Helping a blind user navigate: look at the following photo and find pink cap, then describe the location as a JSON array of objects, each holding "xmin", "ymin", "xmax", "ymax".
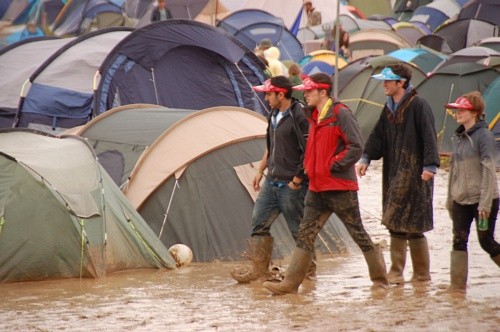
[
  {"xmin": 252, "ymin": 79, "xmax": 288, "ymax": 93},
  {"xmin": 445, "ymin": 96, "xmax": 474, "ymax": 110},
  {"xmin": 292, "ymin": 77, "xmax": 331, "ymax": 91}
]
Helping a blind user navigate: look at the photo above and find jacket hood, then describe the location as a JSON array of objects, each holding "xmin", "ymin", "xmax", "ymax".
[
  {"xmin": 264, "ymin": 46, "xmax": 281, "ymax": 60},
  {"xmin": 455, "ymin": 119, "xmax": 488, "ymax": 136}
]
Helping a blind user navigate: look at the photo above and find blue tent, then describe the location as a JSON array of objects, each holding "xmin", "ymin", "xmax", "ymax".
[
  {"xmin": 94, "ymin": 20, "xmax": 268, "ymax": 116},
  {"xmin": 410, "ymin": 5, "xmax": 452, "ymax": 31},
  {"xmin": 51, "ymin": 0, "xmax": 124, "ymax": 36},
  {"xmin": 217, "ymin": 9, "xmax": 304, "ymax": 62},
  {"xmin": 383, "ymin": 48, "xmax": 446, "ymax": 73},
  {"xmin": 301, "ymin": 60, "xmax": 334, "ymax": 76}
]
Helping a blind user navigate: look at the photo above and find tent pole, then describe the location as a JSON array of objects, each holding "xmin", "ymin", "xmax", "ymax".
[
  {"xmin": 151, "ymin": 68, "xmax": 160, "ymax": 105},
  {"xmin": 440, "ymin": 83, "xmax": 455, "ymax": 151},
  {"xmin": 159, "ymin": 180, "xmax": 180, "ymax": 238},
  {"xmin": 333, "ymin": 0, "xmax": 340, "ymax": 100}
]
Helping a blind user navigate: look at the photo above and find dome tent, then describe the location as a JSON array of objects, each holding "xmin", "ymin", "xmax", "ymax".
[
  {"xmin": 0, "ymin": 129, "xmax": 175, "ymax": 283},
  {"xmin": 94, "ymin": 20, "xmax": 268, "ymax": 116}
]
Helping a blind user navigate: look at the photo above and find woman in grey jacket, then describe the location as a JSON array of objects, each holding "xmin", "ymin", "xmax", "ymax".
[{"xmin": 443, "ymin": 91, "xmax": 500, "ymax": 294}]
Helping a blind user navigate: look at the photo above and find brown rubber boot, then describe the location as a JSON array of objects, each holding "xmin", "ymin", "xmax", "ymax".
[
  {"xmin": 230, "ymin": 236, "xmax": 273, "ymax": 283},
  {"xmin": 442, "ymin": 250, "xmax": 468, "ymax": 294},
  {"xmin": 387, "ymin": 236, "xmax": 407, "ymax": 284},
  {"xmin": 305, "ymin": 251, "xmax": 317, "ymax": 281},
  {"xmin": 492, "ymin": 254, "xmax": 500, "ymax": 267},
  {"xmin": 363, "ymin": 248, "xmax": 390, "ymax": 290},
  {"xmin": 409, "ymin": 237, "xmax": 431, "ymax": 282},
  {"xmin": 263, "ymin": 247, "xmax": 313, "ymax": 295}
]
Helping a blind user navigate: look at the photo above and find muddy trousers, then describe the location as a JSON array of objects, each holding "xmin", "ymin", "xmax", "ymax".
[
  {"xmin": 297, "ymin": 190, "xmax": 376, "ymax": 254},
  {"xmin": 451, "ymin": 198, "xmax": 500, "ymax": 260}
]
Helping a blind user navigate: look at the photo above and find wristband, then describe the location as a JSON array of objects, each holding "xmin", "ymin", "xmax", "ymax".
[{"xmin": 257, "ymin": 169, "xmax": 264, "ymax": 175}]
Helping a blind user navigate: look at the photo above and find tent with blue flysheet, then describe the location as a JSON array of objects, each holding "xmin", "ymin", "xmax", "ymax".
[
  {"xmin": 410, "ymin": 0, "xmax": 461, "ymax": 31},
  {"xmin": 94, "ymin": 20, "xmax": 268, "ymax": 116},
  {"xmin": 51, "ymin": 0, "xmax": 129, "ymax": 36},
  {"xmin": 0, "ymin": 129, "xmax": 175, "ymax": 283},
  {"xmin": 14, "ymin": 27, "xmax": 132, "ymax": 134},
  {"xmin": 0, "ymin": 36, "xmax": 70, "ymax": 128},
  {"xmin": 217, "ymin": 9, "xmax": 304, "ymax": 62}
]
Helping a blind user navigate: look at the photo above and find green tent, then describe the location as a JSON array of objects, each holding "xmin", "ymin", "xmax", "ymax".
[
  {"xmin": 338, "ymin": 56, "xmax": 427, "ymax": 140},
  {"xmin": 0, "ymin": 129, "xmax": 175, "ymax": 283},
  {"xmin": 482, "ymin": 76, "xmax": 500, "ymax": 125},
  {"xmin": 416, "ymin": 62, "xmax": 499, "ymax": 153},
  {"xmin": 69, "ymin": 104, "xmax": 196, "ymax": 187}
]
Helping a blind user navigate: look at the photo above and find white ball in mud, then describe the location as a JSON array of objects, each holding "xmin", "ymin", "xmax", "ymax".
[{"xmin": 169, "ymin": 244, "xmax": 193, "ymax": 267}]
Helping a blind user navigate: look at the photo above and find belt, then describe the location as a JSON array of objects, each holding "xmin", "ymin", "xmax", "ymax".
[{"xmin": 267, "ymin": 179, "xmax": 288, "ymax": 188}]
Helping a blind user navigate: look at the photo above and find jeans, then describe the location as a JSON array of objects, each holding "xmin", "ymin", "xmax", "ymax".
[
  {"xmin": 296, "ymin": 190, "xmax": 375, "ymax": 253},
  {"xmin": 251, "ymin": 179, "xmax": 308, "ymax": 239},
  {"xmin": 451, "ymin": 198, "xmax": 500, "ymax": 257}
]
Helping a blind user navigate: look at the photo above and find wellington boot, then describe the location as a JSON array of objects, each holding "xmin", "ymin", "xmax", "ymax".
[
  {"xmin": 363, "ymin": 248, "xmax": 389, "ymax": 290},
  {"xmin": 387, "ymin": 236, "xmax": 407, "ymax": 284},
  {"xmin": 492, "ymin": 254, "xmax": 500, "ymax": 267},
  {"xmin": 230, "ymin": 236, "xmax": 273, "ymax": 283},
  {"xmin": 409, "ymin": 237, "xmax": 431, "ymax": 282},
  {"xmin": 305, "ymin": 251, "xmax": 317, "ymax": 281},
  {"xmin": 263, "ymin": 247, "xmax": 312, "ymax": 295},
  {"xmin": 440, "ymin": 251, "xmax": 467, "ymax": 294}
]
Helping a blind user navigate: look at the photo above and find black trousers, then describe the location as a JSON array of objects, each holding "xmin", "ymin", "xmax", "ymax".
[{"xmin": 451, "ymin": 198, "xmax": 500, "ymax": 257}]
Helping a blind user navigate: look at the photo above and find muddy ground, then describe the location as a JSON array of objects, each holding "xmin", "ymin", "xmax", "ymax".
[{"xmin": 0, "ymin": 161, "xmax": 498, "ymax": 331}]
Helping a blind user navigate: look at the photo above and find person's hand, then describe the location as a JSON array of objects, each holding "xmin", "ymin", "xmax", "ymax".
[
  {"xmin": 253, "ymin": 173, "xmax": 263, "ymax": 191},
  {"xmin": 421, "ymin": 170, "xmax": 434, "ymax": 181},
  {"xmin": 478, "ymin": 210, "xmax": 490, "ymax": 220},
  {"xmin": 356, "ymin": 163, "xmax": 368, "ymax": 178},
  {"xmin": 288, "ymin": 181, "xmax": 301, "ymax": 191}
]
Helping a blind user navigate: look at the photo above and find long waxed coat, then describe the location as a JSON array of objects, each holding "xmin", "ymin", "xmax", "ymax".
[{"xmin": 364, "ymin": 89, "xmax": 440, "ymax": 233}]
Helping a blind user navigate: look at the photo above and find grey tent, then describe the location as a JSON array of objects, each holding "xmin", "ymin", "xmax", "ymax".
[
  {"xmin": 348, "ymin": 29, "xmax": 412, "ymax": 61},
  {"xmin": 70, "ymin": 103, "xmax": 197, "ymax": 186},
  {"xmin": 458, "ymin": 0, "xmax": 500, "ymax": 26},
  {"xmin": 432, "ymin": 46, "xmax": 500, "ymax": 73},
  {"xmin": 123, "ymin": 107, "xmax": 352, "ymax": 262},
  {"xmin": 476, "ymin": 37, "xmax": 500, "ymax": 52},
  {"xmin": 433, "ymin": 19, "xmax": 499, "ymax": 53},
  {"xmin": 0, "ymin": 129, "xmax": 175, "ymax": 283},
  {"xmin": 416, "ymin": 62, "xmax": 499, "ymax": 153}
]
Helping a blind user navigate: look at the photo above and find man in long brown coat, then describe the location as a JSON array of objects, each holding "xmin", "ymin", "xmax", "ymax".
[{"xmin": 356, "ymin": 63, "xmax": 440, "ymax": 285}]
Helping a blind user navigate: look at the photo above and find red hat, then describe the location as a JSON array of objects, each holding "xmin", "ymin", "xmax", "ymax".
[
  {"xmin": 292, "ymin": 77, "xmax": 331, "ymax": 91},
  {"xmin": 445, "ymin": 96, "xmax": 474, "ymax": 111},
  {"xmin": 252, "ymin": 79, "xmax": 288, "ymax": 93}
]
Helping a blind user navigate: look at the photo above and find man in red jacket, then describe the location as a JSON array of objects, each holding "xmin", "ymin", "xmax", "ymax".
[{"xmin": 263, "ymin": 73, "xmax": 389, "ymax": 295}]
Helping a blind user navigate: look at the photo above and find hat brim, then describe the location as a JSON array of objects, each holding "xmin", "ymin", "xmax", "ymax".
[
  {"xmin": 445, "ymin": 102, "xmax": 474, "ymax": 110},
  {"xmin": 371, "ymin": 73, "xmax": 405, "ymax": 80},
  {"xmin": 292, "ymin": 84, "xmax": 311, "ymax": 91},
  {"xmin": 252, "ymin": 85, "xmax": 267, "ymax": 92}
]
